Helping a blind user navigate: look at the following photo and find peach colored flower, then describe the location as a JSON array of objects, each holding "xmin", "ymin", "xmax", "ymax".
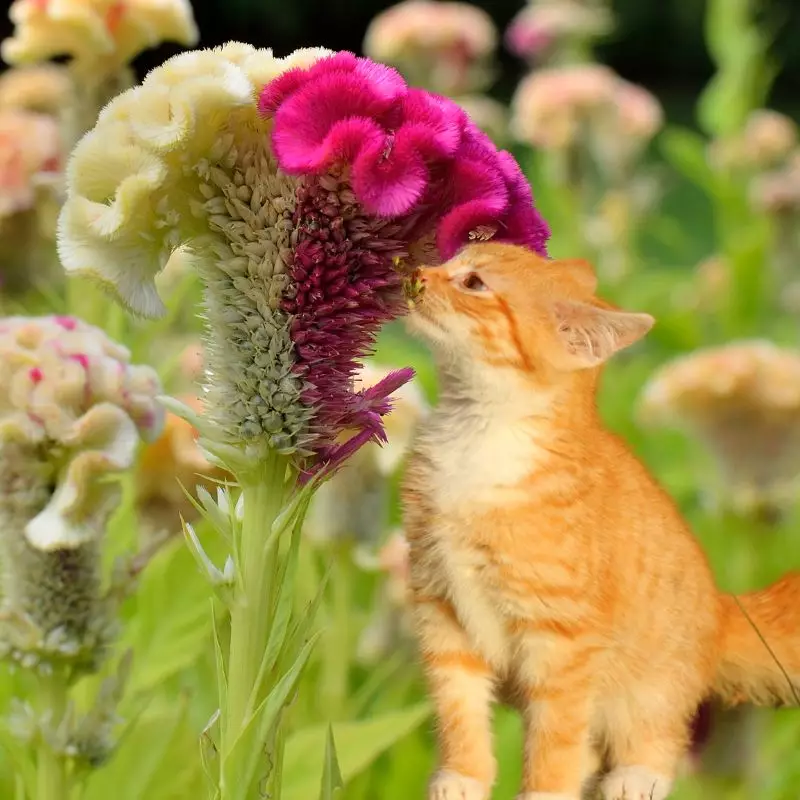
[
  {"xmin": 511, "ymin": 64, "xmax": 662, "ymax": 173},
  {"xmin": 1, "ymin": 0, "xmax": 198, "ymax": 74},
  {"xmin": 750, "ymin": 152, "xmax": 800, "ymax": 215},
  {"xmin": 136, "ymin": 394, "xmax": 231, "ymax": 532},
  {"xmin": 709, "ymin": 110, "xmax": 797, "ymax": 174},
  {"xmin": 363, "ymin": 0, "xmax": 498, "ymax": 95},
  {"xmin": 454, "ymin": 94, "xmax": 509, "ymax": 144},
  {"xmin": 0, "ymin": 107, "xmax": 61, "ymax": 219},
  {"xmin": 639, "ymin": 341, "xmax": 800, "ymax": 513}
]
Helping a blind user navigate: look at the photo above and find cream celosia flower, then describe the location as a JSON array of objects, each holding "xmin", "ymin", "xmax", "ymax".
[
  {"xmin": 638, "ymin": 341, "xmax": 800, "ymax": 512},
  {"xmin": 57, "ymin": 44, "xmax": 330, "ymax": 459},
  {"xmin": 304, "ymin": 362, "xmax": 428, "ymax": 542},
  {"xmin": 0, "ymin": 107, "xmax": 61, "ymax": 219},
  {"xmin": 2, "ymin": 0, "xmax": 198, "ymax": 74},
  {"xmin": 0, "ymin": 315, "xmax": 162, "ymax": 668},
  {"xmin": 0, "ymin": 64, "xmax": 73, "ymax": 115},
  {"xmin": 363, "ymin": 0, "xmax": 498, "ymax": 95}
]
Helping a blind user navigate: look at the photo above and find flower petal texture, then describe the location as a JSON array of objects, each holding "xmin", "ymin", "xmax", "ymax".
[
  {"xmin": 0, "ymin": 315, "xmax": 163, "ymax": 550},
  {"xmin": 58, "ymin": 44, "xmax": 549, "ymax": 472}
]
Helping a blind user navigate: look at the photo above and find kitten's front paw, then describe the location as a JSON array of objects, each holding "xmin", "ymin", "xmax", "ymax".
[
  {"xmin": 429, "ymin": 770, "xmax": 489, "ymax": 800},
  {"xmin": 600, "ymin": 766, "xmax": 672, "ymax": 800}
]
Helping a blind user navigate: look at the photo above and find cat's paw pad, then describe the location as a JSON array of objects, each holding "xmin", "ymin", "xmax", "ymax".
[
  {"xmin": 428, "ymin": 770, "xmax": 488, "ymax": 800},
  {"xmin": 600, "ymin": 766, "xmax": 672, "ymax": 800}
]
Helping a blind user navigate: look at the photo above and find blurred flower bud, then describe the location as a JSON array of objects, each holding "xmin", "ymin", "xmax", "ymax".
[
  {"xmin": 638, "ymin": 341, "xmax": 800, "ymax": 516},
  {"xmin": 750, "ymin": 152, "xmax": 800, "ymax": 215},
  {"xmin": 356, "ymin": 530, "xmax": 413, "ymax": 664},
  {"xmin": 709, "ymin": 110, "xmax": 797, "ymax": 174},
  {"xmin": 363, "ymin": 0, "xmax": 498, "ymax": 95},
  {"xmin": 505, "ymin": 0, "xmax": 613, "ymax": 64},
  {"xmin": 2, "ymin": 0, "xmax": 198, "ymax": 77},
  {"xmin": 136, "ymin": 394, "xmax": 231, "ymax": 535},
  {"xmin": 304, "ymin": 363, "xmax": 428, "ymax": 544},
  {"xmin": 0, "ymin": 315, "xmax": 163, "ymax": 671},
  {"xmin": 0, "ymin": 64, "xmax": 73, "ymax": 116}
]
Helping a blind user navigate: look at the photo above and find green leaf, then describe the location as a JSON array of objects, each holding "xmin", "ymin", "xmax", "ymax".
[
  {"xmin": 318, "ymin": 726, "xmax": 344, "ymax": 800},
  {"xmin": 83, "ymin": 699, "xmax": 203, "ymax": 800},
  {"xmin": 222, "ymin": 632, "xmax": 321, "ymax": 798},
  {"xmin": 283, "ymin": 703, "xmax": 431, "ymax": 800}
]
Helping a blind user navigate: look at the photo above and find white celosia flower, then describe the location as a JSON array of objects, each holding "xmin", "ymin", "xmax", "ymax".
[
  {"xmin": 1, "ymin": 0, "xmax": 199, "ymax": 74},
  {"xmin": 57, "ymin": 44, "xmax": 330, "ymax": 460},
  {"xmin": 0, "ymin": 315, "xmax": 162, "ymax": 668}
]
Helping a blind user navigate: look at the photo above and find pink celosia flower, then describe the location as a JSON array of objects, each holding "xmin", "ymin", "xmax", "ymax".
[
  {"xmin": 259, "ymin": 51, "xmax": 549, "ymax": 470},
  {"xmin": 505, "ymin": 0, "xmax": 612, "ymax": 63},
  {"xmin": 59, "ymin": 46, "xmax": 549, "ymax": 478},
  {"xmin": 511, "ymin": 63, "xmax": 662, "ymax": 174},
  {"xmin": 0, "ymin": 107, "xmax": 61, "ymax": 219},
  {"xmin": 362, "ymin": 0, "xmax": 497, "ymax": 95}
]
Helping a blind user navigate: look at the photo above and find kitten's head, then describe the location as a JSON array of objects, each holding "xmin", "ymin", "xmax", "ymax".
[{"xmin": 407, "ymin": 243, "xmax": 654, "ymax": 374}]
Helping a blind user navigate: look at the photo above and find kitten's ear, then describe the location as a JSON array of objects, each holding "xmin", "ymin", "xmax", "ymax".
[{"xmin": 552, "ymin": 300, "xmax": 654, "ymax": 368}]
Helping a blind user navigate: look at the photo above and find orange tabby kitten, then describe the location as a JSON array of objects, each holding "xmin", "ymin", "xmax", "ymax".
[{"xmin": 402, "ymin": 242, "xmax": 800, "ymax": 800}]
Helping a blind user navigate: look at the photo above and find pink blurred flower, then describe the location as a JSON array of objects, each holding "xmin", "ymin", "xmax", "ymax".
[
  {"xmin": 0, "ymin": 107, "xmax": 61, "ymax": 220},
  {"xmin": 511, "ymin": 64, "xmax": 662, "ymax": 173},
  {"xmin": 363, "ymin": 0, "xmax": 497, "ymax": 95},
  {"xmin": 505, "ymin": 0, "xmax": 612, "ymax": 63}
]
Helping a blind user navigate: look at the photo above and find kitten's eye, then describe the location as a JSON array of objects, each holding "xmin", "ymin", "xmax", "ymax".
[{"xmin": 458, "ymin": 272, "xmax": 489, "ymax": 293}]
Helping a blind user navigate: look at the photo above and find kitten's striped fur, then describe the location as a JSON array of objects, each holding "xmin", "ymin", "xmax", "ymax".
[{"xmin": 402, "ymin": 243, "xmax": 800, "ymax": 800}]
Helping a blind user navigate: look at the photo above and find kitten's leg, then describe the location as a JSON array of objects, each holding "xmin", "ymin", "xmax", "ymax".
[
  {"xmin": 412, "ymin": 595, "xmax": 496, "ymax": 800},
  {"xmin": 600, "ymin": 702, "xmax": 689, "ymax": 800},
  {"xmin": 515, "ymin": 640, "xmax": 597, "ymax": 800}
]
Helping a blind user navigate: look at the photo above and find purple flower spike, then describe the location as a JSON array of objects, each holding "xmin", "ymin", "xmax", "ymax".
[{"xmin": 259, "ymin": 51, "xmax": 550, "ymax": 473}]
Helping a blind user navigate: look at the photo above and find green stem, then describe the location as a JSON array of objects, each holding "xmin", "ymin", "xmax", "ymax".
[
  {"xmin": 36, "ymin": 671, "xmax": 70, "ymax": 800},
  {"xmin": 220, "ymin": 453, "xmax": 288, "ymax": 800}
]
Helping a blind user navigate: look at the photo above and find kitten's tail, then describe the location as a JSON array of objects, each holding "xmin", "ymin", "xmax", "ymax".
[{"xmin": 714, "ymin": 573, "xmax": 800, "ymax": 706}]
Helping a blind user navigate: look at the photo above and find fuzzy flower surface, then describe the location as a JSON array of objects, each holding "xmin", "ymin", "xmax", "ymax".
[
  {"xmin": 363, "ymin": 0, "xmax": 497, "ymax": 95},
  {"xmin": 0, "ymin": 315, "xmax": 162, "ymax": 668},
  {"xmin": 1, "ymin": 0, "xmax": 198, "ymax": 73},
  {"xmin": 58, "ymin": 44, "xmax": 549, "ymax": 472},
  {"xmin": 638, "ymin": 341, "xmax": 800, "ymax": 511}
]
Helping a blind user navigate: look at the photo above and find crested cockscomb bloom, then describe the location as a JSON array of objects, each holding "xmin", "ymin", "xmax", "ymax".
[
  {"xmin": 505, "ymin": 0, "xmax": 613, "ymax": 64},
  {"xmin": 1, "ymin": 0, "xmax": 198, "ymax": 75},
  {"xmin": 363, "ymin": 0, "xmax": 498, "ymax": 96},
  {"xmin": 58, "ymin": 44, "xmax": 549, "ymax": 474},
  {"xmin": 0, "ymin": 315, "xmax": 162, "ymax": 668},
  {"xmin": 638, "ymin": 341, "xmax": 800, "ymax": 514}
]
